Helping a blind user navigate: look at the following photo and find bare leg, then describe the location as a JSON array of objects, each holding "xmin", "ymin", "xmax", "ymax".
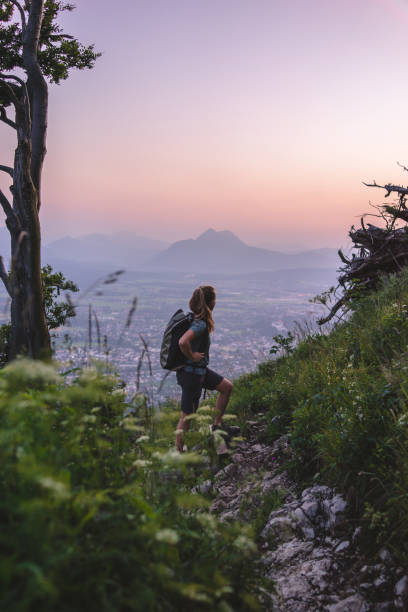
[
  {"xmin": 214, "ymin": 378, "xmax": 233, "ymax": 426},
  {"xmin": 176, "ymin": 411, "xmax": 190, "ymax": 452}
]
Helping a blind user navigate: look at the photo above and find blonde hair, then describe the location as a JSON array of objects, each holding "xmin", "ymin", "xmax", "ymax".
[{"xmin": 189, "ymin": 285, "xmax": 215, "ymax": 333}]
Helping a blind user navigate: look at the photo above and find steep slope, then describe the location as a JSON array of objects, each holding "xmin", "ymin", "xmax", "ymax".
[{"xmin": 229, "ymin": 268, "xmax": 408, "ymax": 572}]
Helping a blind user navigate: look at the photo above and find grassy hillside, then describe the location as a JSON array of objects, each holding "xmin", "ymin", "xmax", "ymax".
[
  {"xmin": 230, "ymin": 269, "xmax": 408, "ymax": 564},
  {"xmin": 3, "ymin": 268, "xmax": 408, "ymax": 609}
]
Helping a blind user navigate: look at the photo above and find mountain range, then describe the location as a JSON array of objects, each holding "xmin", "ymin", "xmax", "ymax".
[
  {"xmin": 147, "ymin": 228, "xmax": 339, "ymax": 273},
  {"xmin": 0, "ymin": 227, "xmax": 340, "ymax": 285}
]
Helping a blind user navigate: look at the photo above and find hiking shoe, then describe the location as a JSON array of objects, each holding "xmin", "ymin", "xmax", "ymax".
[
  {"xmin": 219, "ymin": 422, "xmax": 241, "ymax": 438},
  {"xmin": 210, "ymin": 423, "xmax": 240, "ymax": 440}
]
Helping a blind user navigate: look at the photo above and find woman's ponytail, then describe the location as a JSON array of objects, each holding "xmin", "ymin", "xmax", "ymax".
[{"xmin": 189, "ymin": 285, "xmax": 215, "ymax": 333}]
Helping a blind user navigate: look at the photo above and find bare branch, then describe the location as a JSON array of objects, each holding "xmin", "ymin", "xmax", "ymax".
[
  {"xmin": 317, "ymin": 295, "xmax": 347, "ymax": 325},
  {"xmin": 0, "ymin": 165, "xmax": 13, "ymax": 178},
  {"xmin": 0, "ymin": 79, "xmax": 20, "ymax": 108},
  {"xmin": 0, "ymin": 256, "xmax": 11, "ymax": 297},
  {"xmin": 397, "ymin": 161, "xmax": 408, "ymax": 173},
  {"xmin": 9, "ymin": 0, "xmax": 27, "ymax": 31},
  {"xmin": 338, "ymin": 249, "xmax": 350, "ymax": 265},
  {"xmin": 0, "ymin": 189, "xmax": 19, "ymax": 234},
  {"xmin": 362, "ymin": 181, "xmax": 408, "ymax": 198},
  {"xmin": 0, "ymin": 189, "xmax": 14, "ymax": 219},
  {"xmin": 0, "ymin": 73, "xmax": 26, "ymax": 88},
  {"xmin": 0, "ymin": 106, "xmax": 17, "ymax": 130}
]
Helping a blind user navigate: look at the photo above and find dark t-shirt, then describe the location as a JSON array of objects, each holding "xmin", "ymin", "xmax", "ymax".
[{"xmin": 186, "ymin": 318, "xmax": 210, "ymax": 369}]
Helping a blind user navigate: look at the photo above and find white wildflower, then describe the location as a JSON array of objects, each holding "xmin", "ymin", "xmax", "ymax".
[
  {"xmin": 38, "ymin": 476, "xmax": 70, "ymax": 500},
  {"xmin": 155, "ymin": 528, "xmax": 179, "ymax": 545},
  {"xmin": 153, "ymin": 450, "xmax": 203, "ymax": 466},
  {"xmin": 121, "ymin": 418, "xmax": 144, "ymax": 432},
  {"xmin": 233, "ymin": 534, "xmax": 257, "ymax": 553},
  {"xmin": 82, "ymin": 415, "xmax": 97, "ymax": 424},
  {"xmin": 180, "ymin": 585, "xmax": 211, "ymax": 603},
  {"xmin": 397, "ymin": 414, "xmax": 408, "ymax": 427},
  {"xmin": 136, "ymin": 435, "xmax": 149, "ymax": 443},
  {"xmin": 132, "ymin": 459, "xmax": 151, "ymax": 468},
  {"xmin": 196, "ymin": 513, "xmax": 217, "ymax": 531},
  {"xmin": 196, "ymin": 405, "xmax": 213, "ymax": 414}
]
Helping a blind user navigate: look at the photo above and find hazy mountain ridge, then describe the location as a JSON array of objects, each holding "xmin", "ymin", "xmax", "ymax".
[
  {"xmin": 0, "ymin": 227, "xmax": 339, "ymax": 282},
  {"xmin": 45, "ymin": 232, "xmax": 169, "ymax": 267},
  {"xmin": 148, "ymin": 228, "xmax": 339, "ymax": 272}
]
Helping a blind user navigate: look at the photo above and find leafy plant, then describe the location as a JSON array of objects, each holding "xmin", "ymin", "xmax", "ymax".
[
  {"xmin": 0, "ymin": 265, "xmax": 79, "ymax": 367},
  {"xmin": 269, "ymin": 331, "xmax": 294, "ymax": 357},
  {"xmin": 0, "ymin": 359, "xmax": 265, "ymax": 611}
]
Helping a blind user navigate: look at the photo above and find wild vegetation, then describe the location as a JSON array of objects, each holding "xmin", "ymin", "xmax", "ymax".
[
  {"xmin": 0, "ymin": 359, "xmax": 266, "ymax": 611},
  {"xmin": 231, "ymin": 267, "xmax": 408, "ymax": 565}
]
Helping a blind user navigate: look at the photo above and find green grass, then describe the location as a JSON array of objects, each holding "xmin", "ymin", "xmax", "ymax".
[{"xmin": 230, "ymin": 269, "xmax": 408, "ymax": 563}]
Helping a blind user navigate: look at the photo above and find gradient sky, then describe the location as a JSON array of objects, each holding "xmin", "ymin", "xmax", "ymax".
[{"xmin": 2, "ymin": 0, "xmax": 408, "ymax": 249}]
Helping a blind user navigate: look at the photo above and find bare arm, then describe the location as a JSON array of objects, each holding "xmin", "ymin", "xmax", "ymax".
[{"xmin": 179, "ymin": 329, "xmax": 205, "ymax": 363}]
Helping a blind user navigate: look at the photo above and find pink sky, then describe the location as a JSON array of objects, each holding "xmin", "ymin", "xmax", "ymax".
[{"xmin": 2, "ymin": 0, "xmax": 408, "ymax": 249}]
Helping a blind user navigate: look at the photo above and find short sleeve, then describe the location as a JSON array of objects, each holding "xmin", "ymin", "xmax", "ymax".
[{"xmin": 189, "ymin": 319, "xmax": 206, "ymax": 338}]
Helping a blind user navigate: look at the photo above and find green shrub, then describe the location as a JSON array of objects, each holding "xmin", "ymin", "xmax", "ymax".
[{"xmin": 0, "ymin": 360, "xmax": 264, "ymax": 611}]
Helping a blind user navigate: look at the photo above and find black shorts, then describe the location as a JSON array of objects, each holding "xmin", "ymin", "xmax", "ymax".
[{"xmin": 176, "ymin": 368, "xmax": 224, "ymax": 415}]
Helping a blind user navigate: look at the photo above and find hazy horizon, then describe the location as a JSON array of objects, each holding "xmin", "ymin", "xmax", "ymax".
[{"xmin": 40, "ymin": 226, "xmax": 341, "ymax": 252}]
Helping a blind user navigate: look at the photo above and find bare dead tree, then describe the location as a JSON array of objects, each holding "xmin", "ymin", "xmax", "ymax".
[{"xmin": 319, "ymin": 164, "xmax": 408, "ymax": 325}]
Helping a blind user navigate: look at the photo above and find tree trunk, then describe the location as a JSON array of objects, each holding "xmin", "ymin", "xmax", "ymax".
[{"xmin": 8, "ymin": 82, "xmax": 50, "ymax": 359}]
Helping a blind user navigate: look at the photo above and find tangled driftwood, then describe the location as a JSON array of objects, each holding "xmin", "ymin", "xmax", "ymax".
[{"xmin": 318, "ymin": 166, "xmax": 408, "ymax": 325}]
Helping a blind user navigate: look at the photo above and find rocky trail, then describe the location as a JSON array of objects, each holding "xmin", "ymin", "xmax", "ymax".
[{"xmin": 203, "ymin": 415, "xmax": 408, "ymax": 611}]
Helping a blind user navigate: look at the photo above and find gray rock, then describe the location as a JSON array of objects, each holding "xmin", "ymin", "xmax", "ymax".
[
  {"xmin": 352, "ymin": 527, "xmax": 362, "ymax": 544},
  {"xmin": 334, "ymin": 540, "xmax": 350, "ymax": 554},
  {"xmin": 311, "ymin": 547, "xmax": 327, "ymax": 560},
  {"xmin": 300, "ymin": 499, "xmax": 320, "ymax": 521},
  {"xmin": 273, "ymin": 573, "xmax": 313, "ymax": 609},
  {"xmin": 197, "ymin": 479, "xmax": 212, "ymax": 494},
  {"xmin": 379, "ymin": 548, "xmax": 392, "ymax": 565},
  {"xmin": 230, "ymin": 453, "xmax": 244, "ymax": 463},
  {"xmin": 261, "ymin": 515, "xmax": 297, "ymax": 543},
  {"xmin": 266, "ymin": 538, "xmax": 313, "ymax": 566},
  {"xmin": 374, "ymin": 603, "xmax": 394, "ymax": 611},
  {"xmin": 359, "ymin": 582, "xmax": 373, "ymax": 591},
  {"xmin": 374, "ymin": 574, "xmax": 387, "ymax": 589},
  {"xmin": 394, "ymin": 576, "xmax": 408, "ymax": 597},
  {"xmin": 326, "ymin": 594, "xmax": 370, "ymax": 611},
  {"xmin": 300, "ymin": 557, "xmax": 332, "ymax": 589},
  {"xmin": 394, "ymin": 575, "xmax": 408, "ymax": 608},
  {"xmin": 323, "ymin": 494, "xmax": 347, "ymax": 533},
  {"xmin": 302, "ymin": 485, "xmax": 331, "ymax": 498},
  {"xmin": 292, "ymin": 507, "xmax": 315, "ymax": 540}
]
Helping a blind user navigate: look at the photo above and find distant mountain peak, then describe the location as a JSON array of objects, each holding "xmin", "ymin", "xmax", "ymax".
[
  {"xmin": 196, "ymin": 228, "xmax": 217, "ymax": 240},
  {"xmin": 196, "ymin": 228, "xmax": 244, "ymax": 245}
]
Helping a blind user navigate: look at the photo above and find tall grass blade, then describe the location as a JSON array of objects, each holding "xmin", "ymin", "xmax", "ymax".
[
  {"xmin": 139, "ymin": 333, "xmax": 152, "ymax": 376},
  {"xmin": 136, "ymin": 348, "xmax": 146, "ymax": 391},
  {"xmin": 93, "ymin": 309, "xmax": 101, "ymax": 352}
]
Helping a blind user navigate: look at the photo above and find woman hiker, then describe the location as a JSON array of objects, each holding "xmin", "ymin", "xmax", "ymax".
[{"xmin": 175, "ymin": 285, "xmax": 233, "ymax": 453}]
